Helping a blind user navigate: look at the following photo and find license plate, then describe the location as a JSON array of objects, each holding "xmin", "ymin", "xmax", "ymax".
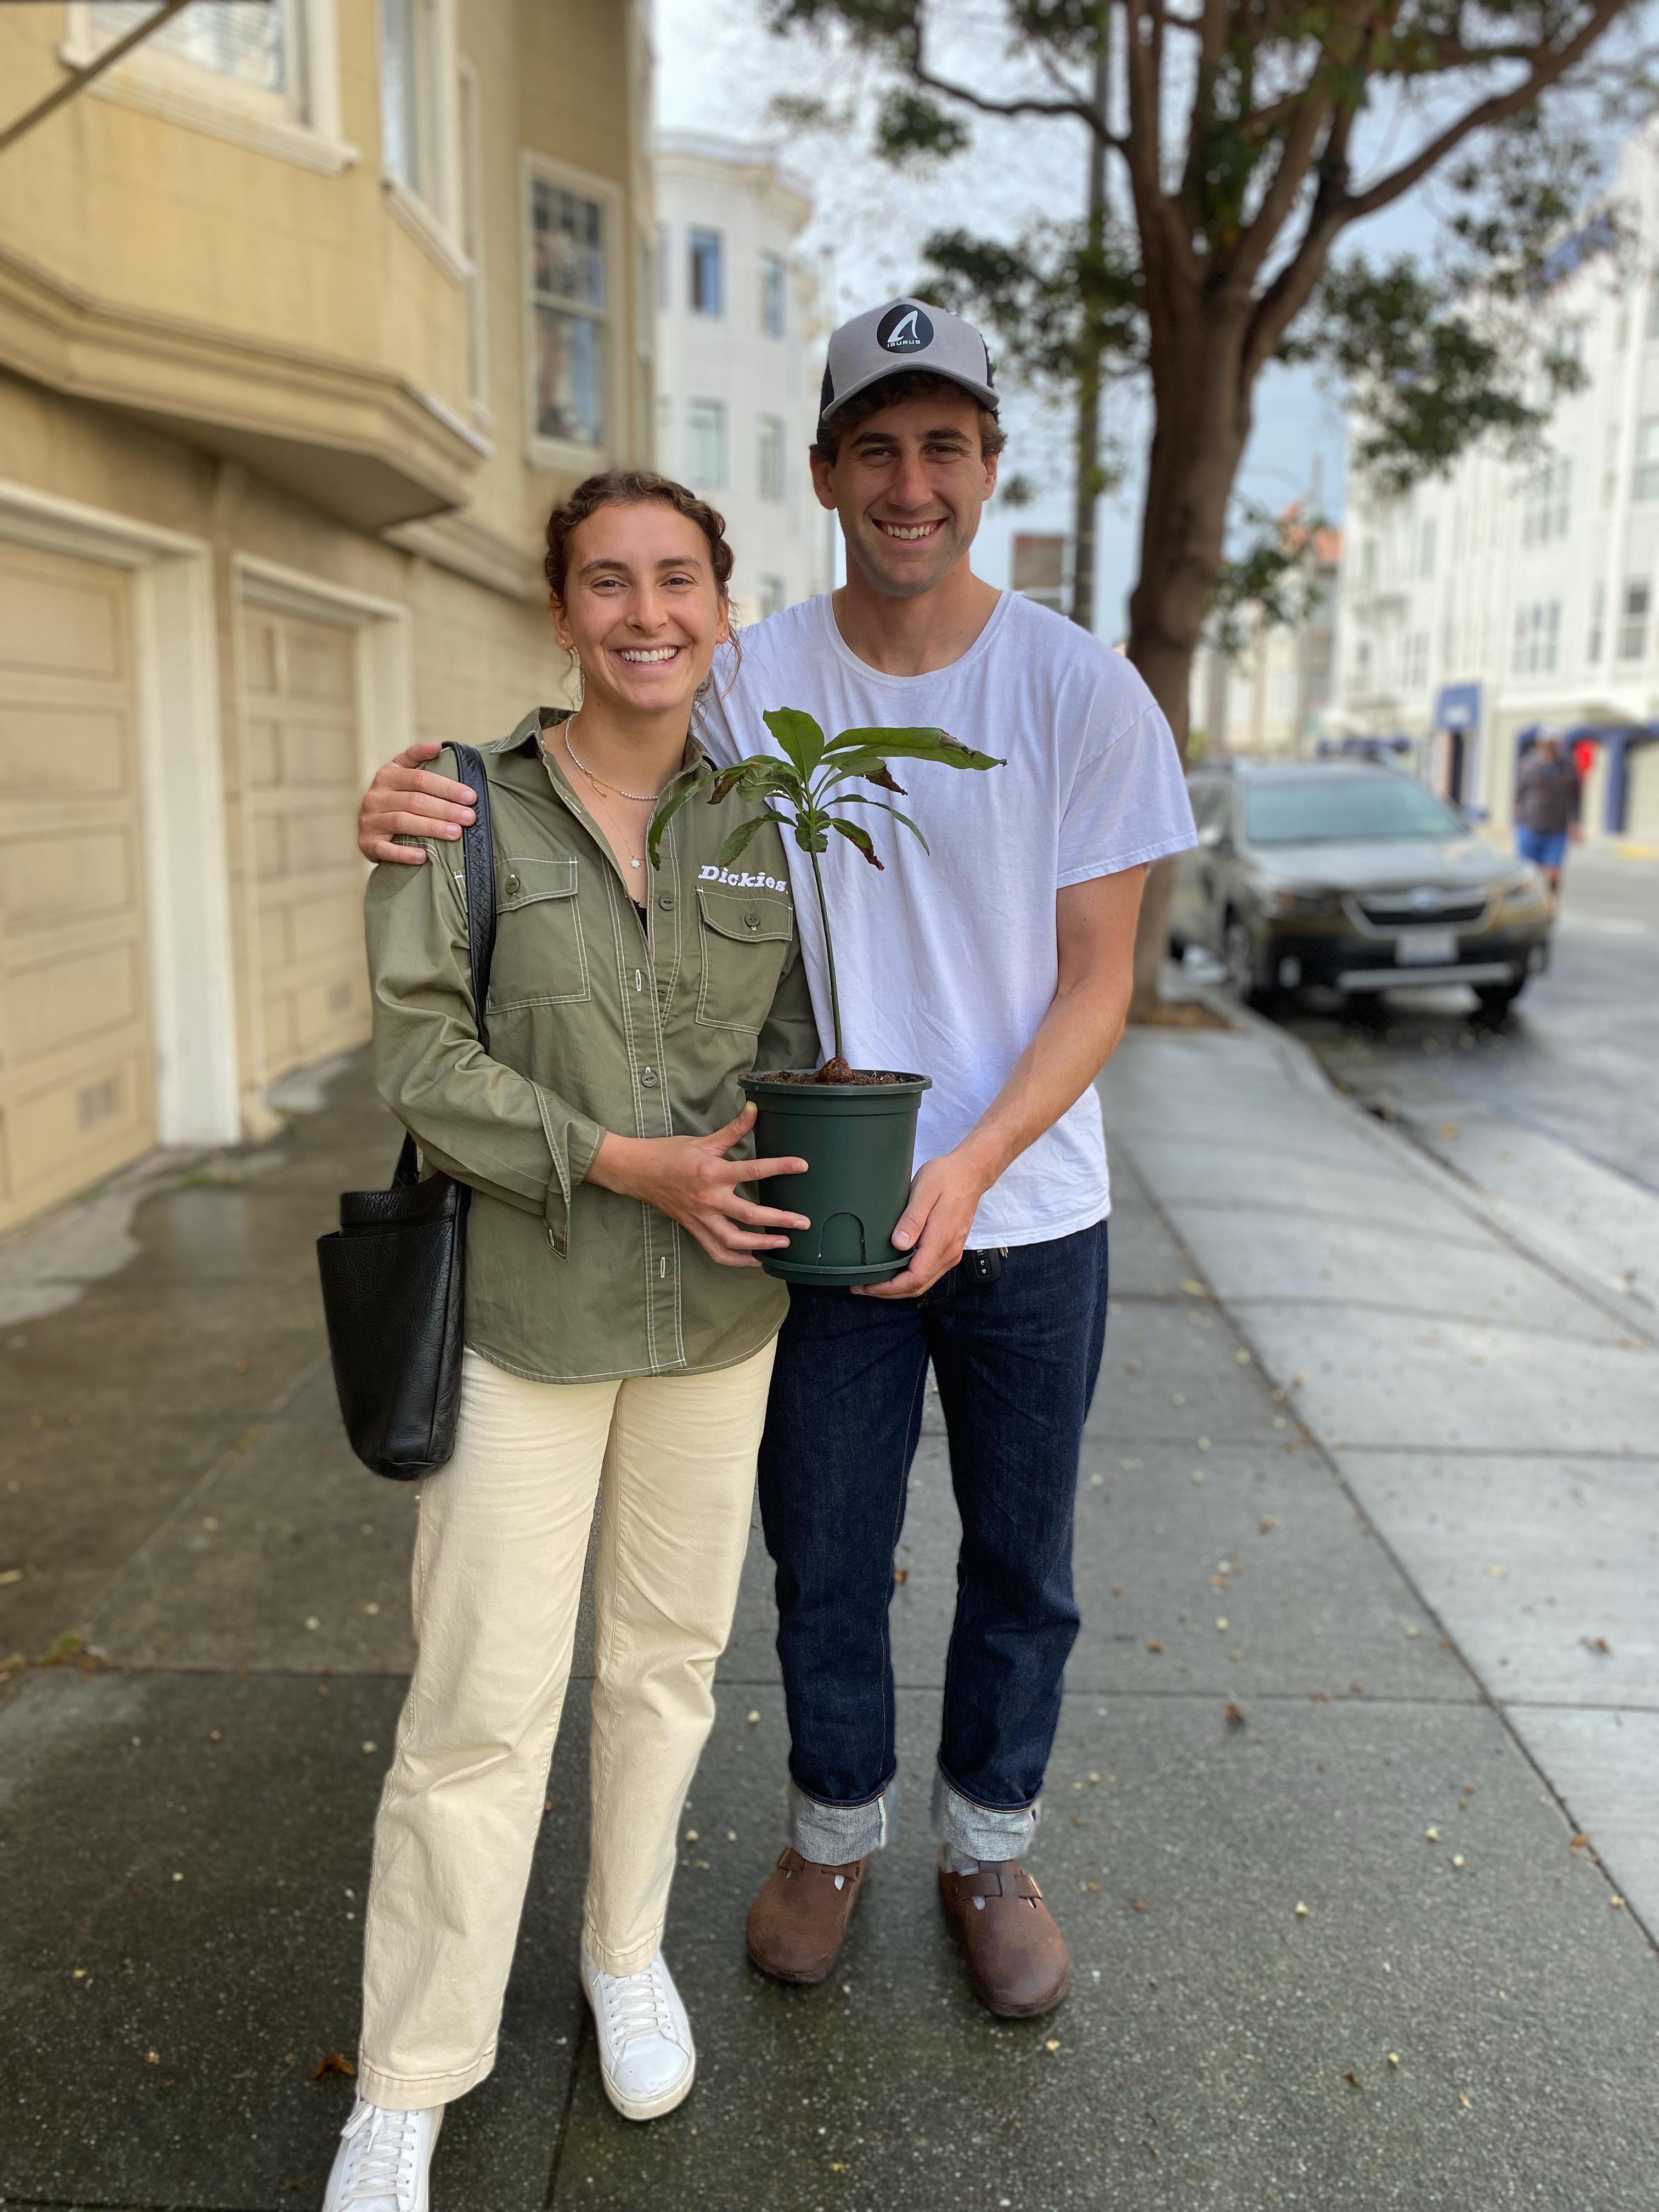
[{"xmin": 1396, "ymin": 929, "xmax": 1456, "ymax": 966}]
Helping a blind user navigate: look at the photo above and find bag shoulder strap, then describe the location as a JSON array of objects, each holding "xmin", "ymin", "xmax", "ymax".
[{"xmin": 449, "ymin": 742, "xmax": 497, "ymax": 1057}]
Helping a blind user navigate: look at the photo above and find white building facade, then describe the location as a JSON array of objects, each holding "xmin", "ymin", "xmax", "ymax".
[
  {"xmin": 1192, "ymin": 522, "xmax": 1341, "ymax": 759},
  {"xmin": 1333, "ymin": 122, "xmax": 1659, "ymax": 843},
  {"xmin": 653, "ymin": 132, "xmax": 833, "ymax": 625}
]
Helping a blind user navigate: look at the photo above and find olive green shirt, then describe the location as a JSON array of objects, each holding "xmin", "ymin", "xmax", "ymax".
[{"xmin": 365, "ymin": 707, "xmax": 819, "ymax": 1383}]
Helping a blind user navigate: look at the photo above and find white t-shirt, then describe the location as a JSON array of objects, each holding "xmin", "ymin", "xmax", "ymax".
[{"xmin": 694, "ymin": 589, "xmax": 1195, "ymax": 1247}]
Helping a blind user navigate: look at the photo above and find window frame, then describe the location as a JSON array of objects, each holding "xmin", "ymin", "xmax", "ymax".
[
  {"xmin": 521, "ymin": 150, "xmax": 625, "ymax": 473},
  {"xmin": 688, "ymin": 227, "xmax": 725, "ymax": 318},
  {"xmin": 758, "ymin": 414, "xmax": 786, "ymax": 503},
  {"xmin": 455, "ymin": 55, "xmax": 489, "ymax": 426},
  {"xmin": 760, "ymin": 251, "xmax": 787, "ymax": 339},
  {"xmin": 64, "ymin": 0, "xmax": 352, "ymax": 171},
  {"xmin": 686, "ymin": 397, "xmax": 728, "ymax": 490}
]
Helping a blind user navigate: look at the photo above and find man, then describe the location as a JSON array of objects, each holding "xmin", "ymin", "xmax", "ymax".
[
  {"xmin": 356, "ymin": 300, "xmax": 1195, "ymax": 2019},
  {"xmin": 1514, "ymin": 729, "xmax": 1582, "ymax": 908}
]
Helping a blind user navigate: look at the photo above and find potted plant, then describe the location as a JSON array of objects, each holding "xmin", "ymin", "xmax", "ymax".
[{"xmin": 650, "ymin": 707, "xmax": 1000, "ymax": 1285}]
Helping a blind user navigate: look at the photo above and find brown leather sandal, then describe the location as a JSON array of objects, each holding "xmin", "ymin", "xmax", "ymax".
[{"xmin": 938, "ymin": 1860, "xmax": 1070, "ymax": 2018}]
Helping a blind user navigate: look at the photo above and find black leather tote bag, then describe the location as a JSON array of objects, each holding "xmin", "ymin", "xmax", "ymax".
[{"xmin": 317, "ymin": 743, "xmax": 496, "ymax": 1479}]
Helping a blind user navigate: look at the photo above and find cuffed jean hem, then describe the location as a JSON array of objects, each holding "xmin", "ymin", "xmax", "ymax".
[
  {"xmin": 932, "ymin": 1765, "xmax": 1041, "ymax": 1860},
  {"xmin": 355, "ymin": 2047, "xmax": 494, "ymax": 2113},
  {"xmin": 787, "ymin": 1775, "xmax": 898, "ymax": 1861},
  {"xmin": 583, "ymin": 1916, "xmax": 667, "ymax": 1978}
]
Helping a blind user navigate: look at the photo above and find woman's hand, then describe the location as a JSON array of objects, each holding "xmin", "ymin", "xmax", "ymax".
[{"xmin": 585, "ymin": 1105, "xmax": 809, "ymax": 1268}]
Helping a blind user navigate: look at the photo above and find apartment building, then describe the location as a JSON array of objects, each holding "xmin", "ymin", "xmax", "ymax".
[
  {"xmin": 653, "ymin": 131, "xmax": 832, "ymax": 624},
  {"xmin": 0, "ymin": 0, "xmax": 653, "ymax": 1234},
  {"xmin": 1334, "ymin": 119, "xmax": 1659, "ymax": 843},
  {"xmin": 1192, "ymin": 516, "xmax": 1341, "ymax": 758}
]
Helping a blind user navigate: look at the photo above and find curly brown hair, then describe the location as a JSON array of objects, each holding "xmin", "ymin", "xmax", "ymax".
[{"xmin": 543, "ymin": 471, "xmax": 736, "ymax": 602}]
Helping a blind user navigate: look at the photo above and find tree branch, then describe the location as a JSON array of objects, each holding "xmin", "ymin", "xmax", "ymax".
[{"xmin": 1338, "ymin": 0, "xmax": 1632, "ymax": 221}]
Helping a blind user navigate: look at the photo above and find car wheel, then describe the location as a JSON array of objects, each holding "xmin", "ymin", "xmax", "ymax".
[
  {"xmin": 1223, "ymin": 916, "xmax": 1263, "ymax": 1006},
  {"xmin": 1473, "ymin": 979, "xmax": 1526, "ymax": 1022}
]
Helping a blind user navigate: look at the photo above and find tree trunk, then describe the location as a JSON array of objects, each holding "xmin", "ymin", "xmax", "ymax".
[
  {"xmin": 1068, "ymin": 24, "xmax": 1110, "ymax": 630},
  {"xmin": 1124, "ymin": 330, "xmax": 1251, "ymax": 1018}
]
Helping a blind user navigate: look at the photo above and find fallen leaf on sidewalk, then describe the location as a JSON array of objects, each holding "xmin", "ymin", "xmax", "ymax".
[
  {"xmin": 1180, "ymin": 1280, "xmax": 1206, "ymax": 1297},
  {"xmin": 1387, "ymin": 2052, "xmax": 1400, "ymax": 2068},
  {"xmin": 891, "ymin": 1567, "xmax": 908, "ymax": 1584},
  {"xmin": 1044, "ymin": 2039, "xmax": 1062, "ymax": 2053},
  {"xmin": 746, "ymin": 1711, "xmax": 759, "ymax": 1724},
  {"xmin": 1131, "ymin": 1899, "xmax": 1147, "ymax": 1912},
  {"xmin": 1485, "ymin": 1565, "xmax": 1507, "ymax": 1579},
  {"xmin": 1145, "ymin": 1639, "xmax": 1164, "ymax": 1653},
  {"xmin": 1294, "ymin": 1902, "xmax": 1310, "ymax": 1918},
  {"xmin": 312, "ymin": 2052, "xmax": 356, "ymax": 2081},
  {"xmin": 1259, "ymin": 1517, "xmax": 1278, "ymax": 1534},
  {"xmin": 1581, "ymin": 1635, "xmax": 1611, "ymax": 1655},
  {"xmin": 1426, "ymin": 1827, "xmax": 1441, "ymax": 1842},
  {"xmin": 1345, "ymin": 2069, "xmax": 1361, "ymax": 2089},
  {"xmin": 1570, "ymin": 1832, "xmax": 1590, "ymax": 1849},
  {"xmin": 1224, "ymin": 1703, "xmax": 1248, "ymax": 1728}
]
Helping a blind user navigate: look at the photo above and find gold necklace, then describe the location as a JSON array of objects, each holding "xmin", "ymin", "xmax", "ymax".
[
  {"xmin": 563, "ymin": 723, "xmax": 668, "ymax": 805},
  {"xmin": 590, "ymin": 785, "xmax": 647, "ymax": 874}
]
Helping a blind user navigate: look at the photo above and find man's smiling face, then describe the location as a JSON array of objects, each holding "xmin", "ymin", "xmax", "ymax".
[{"xmin": 811, "ymin": 387, "xmax": 998, "ymax": 601}]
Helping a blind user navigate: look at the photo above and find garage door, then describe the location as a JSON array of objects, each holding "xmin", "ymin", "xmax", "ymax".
[
  {"xmin": 242, "ymin": 603, "xmax": 371, "ymax": 1088},
  {"xmin": 0, "ymin": 542, "xmax": 155, "ymax": 1234},
  {"xmin": 1625, "ymin": 742, "xmax": 1659, "ymax": 843}
]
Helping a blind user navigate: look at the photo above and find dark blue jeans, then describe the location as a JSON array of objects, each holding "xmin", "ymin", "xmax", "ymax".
[{"xmin": 755, "ymin": 1220, "xmax": 1109, "ymax": 1862}]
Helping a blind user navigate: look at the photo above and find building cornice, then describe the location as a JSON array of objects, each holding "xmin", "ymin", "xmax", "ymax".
[
  {"xmin": 0, "ymin": 242, "xmax": 482, "ymax": 533},
  {"xmin": 383, "ymin": 509, "xmax": 544, "ymax": 601}
]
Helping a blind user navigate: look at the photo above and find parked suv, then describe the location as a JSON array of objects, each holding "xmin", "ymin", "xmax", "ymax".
[{"xmin": 1170, "ymin": 760, "xmax": 1553, "ymax": 1015}]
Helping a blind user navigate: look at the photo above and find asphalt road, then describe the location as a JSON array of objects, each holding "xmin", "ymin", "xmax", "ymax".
[{"xmin": 1271, "ymin": 840, "xmax": 1659, "ymax": 1199}]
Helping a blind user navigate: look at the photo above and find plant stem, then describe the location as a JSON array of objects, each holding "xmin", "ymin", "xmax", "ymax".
[{"xmin": 806, "ymin": 840, "xmax": 845, "ymax": 1064}]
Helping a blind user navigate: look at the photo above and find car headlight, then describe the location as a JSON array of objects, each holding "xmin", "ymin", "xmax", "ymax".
[
  {"xmin": 1497, "ymin": 870, "xmax": 1549, "ymax": 913},
  {"xmin": 1260, "ymin": 886, "xmax": 1339, "ymax": 918}
]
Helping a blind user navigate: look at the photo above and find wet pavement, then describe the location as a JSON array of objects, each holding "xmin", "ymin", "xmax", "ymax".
[{"xmin": 2, "ymin": 1039, "xmax": 1656, "ymax": 2210}]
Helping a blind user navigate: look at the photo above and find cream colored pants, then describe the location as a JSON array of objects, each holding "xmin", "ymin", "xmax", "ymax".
[{"xmin": 357, "ymin": 1338, "xmax": 775, "ymax": 2112}]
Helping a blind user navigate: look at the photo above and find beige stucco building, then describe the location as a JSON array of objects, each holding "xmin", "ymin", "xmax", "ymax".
[{"xmin": 0, "ymin": 0, "xmax": 654, "ymax": 1233}]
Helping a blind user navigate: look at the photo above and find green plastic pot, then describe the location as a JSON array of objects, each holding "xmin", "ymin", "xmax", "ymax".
[{"xmin": 741, "ymin": 1070, "xmax": 932, "ymax": 1286}]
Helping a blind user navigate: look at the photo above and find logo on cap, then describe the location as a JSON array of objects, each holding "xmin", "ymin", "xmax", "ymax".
[{"xmin": 878, "ymin": 303, "xmax": 933, "ymax": 354}]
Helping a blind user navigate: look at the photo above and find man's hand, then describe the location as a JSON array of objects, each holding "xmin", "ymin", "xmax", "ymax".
[
  {"xmin": 359, "ymin": 741, "xmax": 478, "ymax": 865},
  {"xmin": 586, "ymin": 1105, "xmax": 810, "ymax": 1268},
  {"xmin": 853, "ymin": 867, "xmax": 1146, "ymax": 1302},
  {"xmin": 853, "ymin": 1144, "xmax": 992, "ymax": 1301}
]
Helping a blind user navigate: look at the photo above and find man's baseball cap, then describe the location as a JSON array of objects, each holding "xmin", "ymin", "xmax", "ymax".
[{"xmin": 819, "ymin": 297, "xmax": 997, "ymax": 431}]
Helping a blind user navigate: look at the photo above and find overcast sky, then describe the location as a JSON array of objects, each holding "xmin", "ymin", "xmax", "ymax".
[{"xmin": 651, "ymin": 0, "xmax": 1516, "ymax": 634}]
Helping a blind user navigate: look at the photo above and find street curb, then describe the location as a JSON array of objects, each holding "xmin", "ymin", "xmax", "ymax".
[{"xmin": 1174, "ymin": 979, "xmax": 1658, "ymax": 1349}]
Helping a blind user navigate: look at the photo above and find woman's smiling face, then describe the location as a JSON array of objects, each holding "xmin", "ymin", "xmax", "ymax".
[{"xmin": 550, "ymin": 500, "xmax": 729, "ymax": 719}]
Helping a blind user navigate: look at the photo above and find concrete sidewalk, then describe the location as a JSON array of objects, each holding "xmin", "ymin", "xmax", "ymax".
[{"xmin": 2, "ymin": 1037, "xmax": 1656, "ymax": 2211}]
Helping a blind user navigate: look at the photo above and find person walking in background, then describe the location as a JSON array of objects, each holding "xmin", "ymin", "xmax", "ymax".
[
  {"xmin": 354, "ymin": 300, "xmax": 1195, "ymax": 2029},
  {"xmin": 324, "ymin": 474, "xmax": 819, "ymax": 2209},
  {"xmin": 1514, "ymin": 729, "xmax": 1582, "ymax": 909}
]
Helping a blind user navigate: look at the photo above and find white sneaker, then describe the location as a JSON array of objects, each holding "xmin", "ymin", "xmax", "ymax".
[
  {"xmin": 321, "ymin": 2098, "xmax": 442, "ymax": 2211},
  {"xmin": 580, "ymin": 1941, "xmax": 697, "ymax": 2121}
]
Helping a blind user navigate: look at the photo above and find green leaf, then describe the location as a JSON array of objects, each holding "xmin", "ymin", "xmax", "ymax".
[
  {"xmin": 646, "ymin": 774, "xmax": 711, "ymax": 870},
  {"xmin": 832, "ymin": 797, "xmax": 929, "ymax": 853},
  {"xmin": 716, "ymin": 811, "xmax": 791, "ymax": 867},
  {"xmin": 763, "ymin": 708, "xmax": 828, "ymax": 777},
  {"xmin": 710, "ymin": 758, "xmax": 803, "ymax": 806},
  {"xmin": 823, "ymin": 726, "xmax": 1004, "ymax": 771},
  {"xmin": 830, "ymin": 817, "xmax": 883, "ymax": 869}
]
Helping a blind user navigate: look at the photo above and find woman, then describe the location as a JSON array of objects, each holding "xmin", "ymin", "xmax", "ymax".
[{"xmin": 323, "ymin": 473, "xmax": 819, "ymax": 2209}]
